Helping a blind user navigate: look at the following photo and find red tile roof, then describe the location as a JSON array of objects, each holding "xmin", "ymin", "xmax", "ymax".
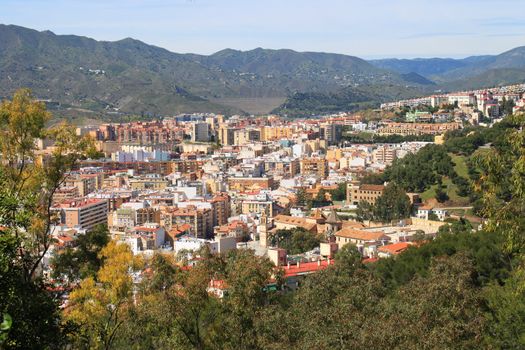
[
  {"xmin": 378, "ymin": 242, "xmax": 412, "ymax": 255},
  {"xmin": 335, "ymin": 228, "xmax": 389, "ymax": 241},
  {"xmin": 282, "ymin": 260, "xmax": 334, "ymax": 278}
]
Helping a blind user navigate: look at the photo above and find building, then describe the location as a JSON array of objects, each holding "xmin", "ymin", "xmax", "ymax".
[
  {"xmin": 234, "ymin": 128, "xmax": 261, "ymax": 146},
  {"xmin": 192, "ymin": 122, "xmax": 210, "ymax": 142},
  {"xmin": 372, "ymin": 146, "xmax": 397, "ymax": 165},
  {"xmin": 334, "ymin": 228, "xmax": 390, "ymax": 250},
  {"xmin": 346, "ymin": 183, "xmax": 385, "ymax": 205},
  {"xmin": 241, "ymin": 198, "xmax": 274, "ymax": 217},
  {"xmin": 127, "ymin": 223, "xmax": 166, "ymax": 253},
  {"xmin": 218, "ymin": 125, "xmax": 235, "ymax": 146},
  {"xmin": 54, "ymin": 198, "xmax": 108, "ymax": 231},
  {"xmin": 227, "ymin": 177, "xmax": 275, "ymax": 192},
  {"xmin": 161, "ymin": 206, "xmax": 213, "ymax": 239},
  {"xmin": 320, "ymin": 122, "xmax": 343, "ymax": 145},
  {"xmin": 377, "ymin": 242, "xmax": 412, "ymax": 258},
  {"xmin": 210, "ymin": 193, "xmax": 231, "ymax": 227},
  {"xmin": 300, "ymin": 158, "xmax": 329, "ymax": 178},
  {"xmin": 377, "ymin": 122, "xmax": 461, "ymax": 136},
  {"xmin": 447, "ymin": 93, "xmax": 476, "ymax": 107},
  {"xmin": 129, "ymin": 176, "xmax": 169, "ymax": 190}
]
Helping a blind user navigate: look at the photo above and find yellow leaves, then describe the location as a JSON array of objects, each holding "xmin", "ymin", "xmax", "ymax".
[
  {"xmin": 0, "ymin": 89, "xmax": 50, "ymax": 166},
  {"xmin": 66, "ymin": 241, "xmax": 143, "ymax": 343}
]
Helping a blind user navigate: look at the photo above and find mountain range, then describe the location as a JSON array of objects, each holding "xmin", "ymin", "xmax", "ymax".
[{"xmin": 1, "ymin": 24, "xmax": 525, "ymax": 119}]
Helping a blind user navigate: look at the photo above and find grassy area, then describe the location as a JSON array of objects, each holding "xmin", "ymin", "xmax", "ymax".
[
  {"xmin": 450, "ymin": 154, "xmax": 469, "ymax": 178},
  {"xmin": 421, "ymin": 177, "xmax": 470, "ymax": 205},
  {"xmin": 421, "ymin": 185, "xmax": 437, "ymax": 201},
  {"xmin": 421, "ymin": 154, "xmax": 471, "ymax": 205}
]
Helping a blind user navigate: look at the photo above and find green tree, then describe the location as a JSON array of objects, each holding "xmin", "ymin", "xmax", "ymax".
[
  {"xmin": 373, "ymin": 182, "xmax": 412, "ymax": 223},
  {"xmin": 355, "ymin": 200, "xmax": 374, "ymax": 222},
  {"xmin": 330, "ymin": 182, "xmax": 347, "ymax": 201},
  {"xmin": 270, "ymin": 228, "xmax": 320, "ymax": 254},
  {"xmin": 51, "ymin": 224, "xmax": 110, "ymax": 283},
  {"xmin": 379, "ymin": 254, "xmax": 488, "ymax": 349},
  {"xmin": 0, "ymin": 89, "xmax": 91, "ymax": 349}
]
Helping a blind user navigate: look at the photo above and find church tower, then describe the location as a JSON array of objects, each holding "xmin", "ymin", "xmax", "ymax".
[{"xmin": 259, "ymin": 212, "xmax": 270, "ymax": 247}]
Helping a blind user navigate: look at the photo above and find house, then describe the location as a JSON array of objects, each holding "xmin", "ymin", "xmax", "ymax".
[
  {"xmin": 377, "ymin": 242, "xmax": 412, "ymax": 258},
  {"xmin": 416, "ymin": 205, "xmax": 448, "ymax": 221},
  {"xmin": 334, "ymin": 228, "xmax": 390, "ymax": 249}
]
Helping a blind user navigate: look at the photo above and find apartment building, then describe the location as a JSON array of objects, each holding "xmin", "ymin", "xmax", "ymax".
[
  {"xmin": 161, "ymin": 206, "xmax": 213, "ymax": 239},
  {"xmin": 54, "ymin": 198, "xmax": 108, "ymax": 231},
  {"xmin": 227, "ymin": 176, "xmax": 275, "ymax": 192},
  {"xmin": 377, "ymin": 122, "xmax": 461, "ymax": 136},
  {"xmin": 192, "ymin": 122, "xmax": 210, "ymax": 142},
  {"xmin": 210, "ymin": 193, "xmax": 231, "ymax": 227},
  {"xmin": 346, "ymin": 183, "xmax": 385, "ymax": 205},
  {"xmin": 320, "ymin": 122, "xmax": 343, "ymax": 145},
  {"xmin": 300, "ymin": 157, "xmax": 329, "ymax": 178}
]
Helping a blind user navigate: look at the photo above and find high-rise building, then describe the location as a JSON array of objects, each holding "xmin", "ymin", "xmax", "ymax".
[
  {"xmin": 320, "ymin": 123, "xmax": 343, "ymax": 145},
  {"xmin": 300, "ymin": 158, "xmax": 329, "ymax": 178},
  {"xmin": 192, "ymin": 122, "xmax": 210, "ymax": 142},
  {"xmin": 54, "ymin": 198, "xmax": 108, "ymax": 231}
]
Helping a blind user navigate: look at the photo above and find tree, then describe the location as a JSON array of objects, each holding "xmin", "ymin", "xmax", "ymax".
[
  {"xmin": 311, "ymin": 189, "xmax": 332, "ymax": 208},
  {"xmin": 270, "ymin": 228, "xmax": 320, "ymax": 254},
  {"xmin": 379, "ymin": 254, "xmax": 487, "ymax": 349},
  {"xmin": 330, "ymin": 182, "xmax": 347, "ymax": 201},
  {"xmin": 435, "ymin": 186, "xmax": 449, "ymax": 203},
  {"xmin": 295, "ymin": 188, "xmax": 308, "ymax": 207},
  {"xmin": 0, "ymin": 89, "xmax": 91, "ymax": 349},
  {"xmin": 334, "ymin": 244, "xmax": 363, "ymax": 272},
  {"xmin": 355, "ymin": 200, "xmax": 374, "ymax": 222},
  {"xmin": 51, "ymin": 224, "xmax": 110, "ymax": 284},
  {"xmin": 65, "ymin": 241, "xmax": 143, "ymax": 349},
  {"xmin": 373, "ymin": 182, "xmax": 412, "ymax": 223}
]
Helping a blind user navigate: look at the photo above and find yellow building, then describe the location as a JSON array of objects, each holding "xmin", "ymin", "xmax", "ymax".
[
  {"xmin": 300, "ymin": 158, "xmax": 329, "ymax": 178},
  {"xmin": 261, "ymin": 126, "xmax": 294, "ymax": 141},
  {"xmin": 129, "ymin": 177, "xmax": 169, "ymax": 191}
]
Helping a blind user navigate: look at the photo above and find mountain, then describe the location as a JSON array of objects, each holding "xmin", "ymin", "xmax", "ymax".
[
  {"xmin": 0, "ymin": 24, "xmax": 427, "ymax": 118},
  {"xmin": 435, "ymin": 46, "xmax": 525, "ymax": 82},
  {"xmin": 369, "ymin": 47, "xmax": 525, "ymax": 86},
  {"xmin": 273, "ymin": 84, "xmax": 427, "ymax": 117},
  {"xmin": 370, "ymin": 57, "xmax": 468, "ymax": 77},
  {"xmin": 2, "ymin": 24, "xmax": 524, "ymax": 119}
]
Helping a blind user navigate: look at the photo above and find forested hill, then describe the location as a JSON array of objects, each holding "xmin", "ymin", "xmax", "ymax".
[{"xmin": 0, "ymin": 24, "xmax": 427, "ymax": 118}]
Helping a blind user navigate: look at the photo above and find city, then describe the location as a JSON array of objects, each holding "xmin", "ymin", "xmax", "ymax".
[{"xmin": 1, "ymin": 1, "xmax": 525, "ymax": 349}]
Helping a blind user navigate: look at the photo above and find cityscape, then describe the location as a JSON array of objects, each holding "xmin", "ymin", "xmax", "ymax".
[{"xmin": 1, "ymin": 1, "xmax": 525, "ymax": 349}]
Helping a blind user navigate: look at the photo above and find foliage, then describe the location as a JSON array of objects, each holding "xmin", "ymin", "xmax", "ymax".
[
  {"xmin": 373, "ymin": 182, "xmax": 412, "ymax": 222},
  {"xmin": 294, "ymin": 188, "xmax": 309, "ymax": 207},
  {"xmin": 330, "ymin": 182, "xmax": 347, "ymax": 201},
  {"xmin": 355, "ymin": 200, "xmax": 375, "ymax": 222},
  {"xmin": 310, "ymin": 189, "xmax": 332, "ymax": 208},
  {"xmin": 270, "ymin": 228, "xmax": 321, "ymax": 254},
  {"xmin": 0, "ymin": 89, "xmax": 90, "ymax": 349},
  {"xmin": 51, "ymin": 224, "xmax": 110, "ymax": 283},
  {"xmin": 383, "ymin": 144, "xmax": 455, "ymax": 192},
  {"xmin": 65, "ymin": 241, "xmax": 143, "ymax": 349},
  {"xmin": 355, "ymin": 182, "xmax": 411, "ymax": 223}
]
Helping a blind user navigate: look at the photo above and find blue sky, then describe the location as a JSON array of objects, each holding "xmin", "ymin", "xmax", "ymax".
[{"xmin": 1, "ymin": 0, "xmax": 525, "ymax": 58}]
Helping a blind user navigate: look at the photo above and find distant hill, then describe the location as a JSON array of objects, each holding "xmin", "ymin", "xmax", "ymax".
[
  {"xmin": 434, "ymin": 46, "xmax": 525, "ymax": 82},
  {"xmin": 0, "ymin": 24, "xmax": 426, "ymax": 118},
  {"xmin": 273, "ymin": 84, "xmax": 427, "ymax": 117},
  {"xmin": 369, "ymin": 47, "xmax": 525, "ymax": 88},
  {"xmin": 1, "ymin": 24, "xmax": 524, "ymax": 118},
  {"xmin": 370, "ymin": 57, "xmax": 467, "ymax": 77}
]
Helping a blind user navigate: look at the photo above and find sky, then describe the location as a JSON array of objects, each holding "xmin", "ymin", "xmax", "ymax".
[{"xmin": 1, "ymin": 0, "xmax": 525, "ymax": 59}]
